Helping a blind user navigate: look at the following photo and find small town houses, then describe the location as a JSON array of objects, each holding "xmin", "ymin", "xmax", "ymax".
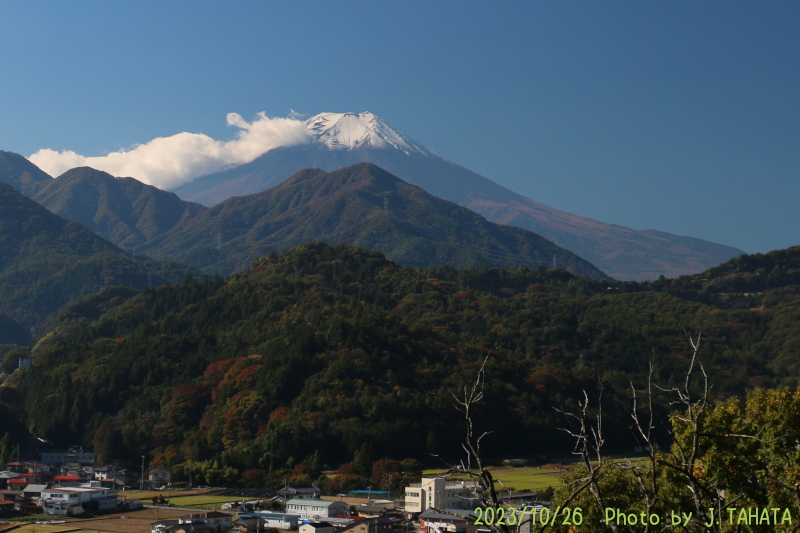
[
  {"xmin": 0, "ymin": 455, "xmax": 508, "ymax": 533},
  {"xmin": 285, "ymin": 498, "xmax": 350, "ymax": 520},
  {"xmin": 152, "ymin": 511, "xmax": 234, "ymax": 533},
  {"xmin": 0, "ymin": 454, "xmax": 147, "ymax": 516}
]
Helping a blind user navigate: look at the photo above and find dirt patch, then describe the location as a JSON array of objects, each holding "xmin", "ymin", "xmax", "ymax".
[{"xmin": 59, "ymin": 508, "xmax": 208, "ymax": 533}]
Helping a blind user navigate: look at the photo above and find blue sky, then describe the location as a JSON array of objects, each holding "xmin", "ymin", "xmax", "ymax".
[{"xmin": 2, "ymin": 1, "xmax": 798, "ymax": 254}]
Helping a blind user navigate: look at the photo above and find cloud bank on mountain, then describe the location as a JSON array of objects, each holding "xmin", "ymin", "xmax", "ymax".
[{"xmin": 29, "ymin": 112, "xmax": 311, "ymax": 189}]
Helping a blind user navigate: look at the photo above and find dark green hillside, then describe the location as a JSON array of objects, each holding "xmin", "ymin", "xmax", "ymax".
[
  {"xmin": 33, "ymin": 167, "xmax": 208, "ymax": 250},
  {"xmin": 0, "ymin": 314, "xmax": 31, "ymax": 345},
  {"xmin": 0, "ymin": 182, "xmax": 194, "ymax": 335},
  {"xmin": 14, "ymin": 241, "xmax": 800, "ymax": 485},
  {"xmin": 142, "ymin": 163, "xmax": 607, "ymax": 279},
  {"xmin": 0, "ymin": 385, "xmax": 26, "ymax": 458},
  {"xmin": 696, "ymin": 245, "xmax": 800, "ymax": 292},
  {"xmin": 0, "ymin": 150, "xmax": 52, "ymax": 196}
]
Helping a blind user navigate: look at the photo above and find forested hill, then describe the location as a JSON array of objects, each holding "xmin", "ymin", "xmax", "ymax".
[
  {"xmin": 0, "ymin": 150, "xmax": 52, "ymax": 196},
  {"xmin": 0, "ymin": 182, "xmax": 194, "ymax": 340},
  {"xmin": 693, "ymin": 244, "xmax": 800, "ymax": 291},
  {"xmin": 140, "ymin": 163, "xmax": 608, "ymax": 279},
  {"xmin": 12, "ymin": 241, "xmax": 800, "ymax": 486},
  {"xmin": 32, "ymin": 167, "xmax": 208, "ymax": 250}
]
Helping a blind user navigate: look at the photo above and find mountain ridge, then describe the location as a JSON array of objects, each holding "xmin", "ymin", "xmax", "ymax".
[
  {"xmin": 0, "ymin": 181, "xmax": 195, "ymax": 338},
  {"xmin": 173, "ymin": 112, "xmax": 745, "ymax": 281},
  {"xmin": 142, "ymin": 163, "xmax": 609, "ymax": 279},
  {"xmin": 0, "ymin": 150, "xmax": 53, "ymax": 196},
  {"xmin": 32, "ymin": 167, "xmax": 208, "ymax": 250}
]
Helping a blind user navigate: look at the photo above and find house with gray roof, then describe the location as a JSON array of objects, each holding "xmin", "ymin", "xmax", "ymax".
[{"xmin": 285, "ymin": 498, "xmax": 349, "ymax": 520}]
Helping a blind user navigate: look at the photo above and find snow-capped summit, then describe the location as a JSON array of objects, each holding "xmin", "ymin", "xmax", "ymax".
[
  {"xmin": 174, "ymin": 111, "xmax": 744, "ymax": 281},
  {"xmin": 305, "ymin": 112, "xmax": 431, "ymax": 156}
]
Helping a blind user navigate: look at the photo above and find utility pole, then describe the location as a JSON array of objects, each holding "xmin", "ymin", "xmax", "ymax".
[{"xmin": 141, "ymin": 456, "xmax": 145, "ymax": 490}]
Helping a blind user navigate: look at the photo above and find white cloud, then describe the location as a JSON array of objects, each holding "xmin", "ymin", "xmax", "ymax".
[{"xmin": 28, "ymin": 112, "xmax": 311, "ymax": 190}]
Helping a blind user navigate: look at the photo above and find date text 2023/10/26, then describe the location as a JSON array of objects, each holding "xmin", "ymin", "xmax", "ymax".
[{"xmin": 473, "ymin": 506, "xmax": 795, "ymax": 528}]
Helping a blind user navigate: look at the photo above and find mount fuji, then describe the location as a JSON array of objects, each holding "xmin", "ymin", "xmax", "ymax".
[{"xmin": 173, "ymin": 112, "xmax": 744, "ymax": 281}]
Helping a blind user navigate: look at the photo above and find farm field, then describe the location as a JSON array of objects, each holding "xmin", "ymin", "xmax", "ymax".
[
  {"xmin": 150, "ymin": 494, "xmax": 240, "ymax": 507},
  {"xmin": 6, "ymin": 524, "xmax": 120, "ymax": 533},
  {"xmin": 422, "ymin": 466, "xmax": 563, "ymax": 493},
  {"xmin": 421, "ymin": 454, "xmax": 648, "ymax": 494},
  {"xmin": 113, "ymin": 489, "xmax": 239, "ymax": 509},
  {"xmin": 36, "ymin": 509, "xmax": 201, "ymax": 533},
  {"xmin": 7, "ymin": 525, "xmax": 82, "ymax": 533},
  {"xmin": 115, "ymin": 489, "xmax": 205, "ymax": 501},
  {"xmin": 489, "ymin": 467, "xmax": 563, "ymax": 493},
  {"xmin": 4, "ymin": 508, "xmax": 215, "ymax": 533}
]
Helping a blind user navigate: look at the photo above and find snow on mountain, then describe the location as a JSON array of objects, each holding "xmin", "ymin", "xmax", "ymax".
[
  {"xmin": 172, "ymin": 111, "xmax": 746, "ymax": 280},
  {"xmin": 305, "ymin": 112, "xmax": 432, "ymax": 156}
]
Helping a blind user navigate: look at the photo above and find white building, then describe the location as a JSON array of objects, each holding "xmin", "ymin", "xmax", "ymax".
[
  {"xmin": 94, "ymin": 466, "xmax": 126, "ymax": 480},
  {"xmin": 285, "ymin": 498, "xmax": 349, "ymax": 520},
  {"xmin": 404, "ymin": 478, "xmax": 477, "ymax": 515},
  {"xmin": 41, "ymin": 482, "xmax": 117, "ymax": 515},
  {"xmin": 243, "ymin": 512, "xmax": 300, "ymax": 530},
  {"xmin": 151, "ymin": 512, "xmax": 234, "ymax": 533}
]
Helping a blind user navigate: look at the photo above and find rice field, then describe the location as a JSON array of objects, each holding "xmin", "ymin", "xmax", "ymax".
[
  {"xmin": 421, "ymin": 453, "xmax": 649, "ymax": 494},
  {"xmin": 422, "ymin": 466, "xmax": 564, "ymax": 492},
  {"xmin": 4, "ymin": 525, "xmax": 115, "ymax": 533},
  {"xmin": 162, "ymin": 494, "xmax": 241, "ymax": 507},
  {"xmin": 116, "ymin": 490, "xmax": 239, "ymax": 508},
  {"xmin": 489, "ymin": 467, "xmax": 563, "ymax": 492},
  {"xmin": 6, "ymin": 526, "xmax": 81, "ymax": 533}
]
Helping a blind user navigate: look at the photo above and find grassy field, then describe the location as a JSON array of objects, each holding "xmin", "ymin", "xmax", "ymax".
[
  {"xmin": 489, "ymin": 467, "xmax": 563, "ymax": 492},
  {"xmin": 422, "ymin": 466, "xmax": 563, "ymax": 493},
  {"xmin": 162, "ymin": 494, "xmax": 241, "ymax": 507},
  {"xmin": 115, "ymin": 489, "xmax": 205, "ymax": 501},
  {"xmin": 115, "ymin": 490, "xmax": 239, "ymax": 508},
  {"xmin": 420, "ymin": 454, "xmax": 649, "ymax": 494}
]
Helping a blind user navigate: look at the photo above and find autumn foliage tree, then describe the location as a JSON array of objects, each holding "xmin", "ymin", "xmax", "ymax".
[{"xmin": 548, "ymin": 336, "xmax": 800, "ymax": 532}]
